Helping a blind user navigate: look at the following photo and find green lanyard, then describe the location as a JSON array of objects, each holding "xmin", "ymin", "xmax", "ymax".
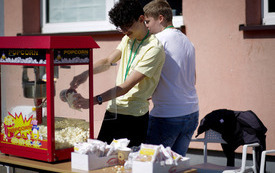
[
  {"xmin": 165, "ymin": 25, "xmax": 174, "ymax": 30},
  {"xmin": 124, "ymin": 30, "xmax": 149, "ymax": 81}
]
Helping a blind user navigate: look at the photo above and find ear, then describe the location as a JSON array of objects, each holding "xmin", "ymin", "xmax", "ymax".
[
  {"xmin": 139, "ymin": 15, "xmax": 145, "ymax": 23},
  {"xmin": 159, "ymin": 15, "xmax": 164, "ymax": 23}
]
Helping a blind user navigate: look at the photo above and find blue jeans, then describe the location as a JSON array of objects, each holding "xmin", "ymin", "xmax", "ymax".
[{"xmin": 146, "ymin": 111, "xmax": 199, "ymax": 156}]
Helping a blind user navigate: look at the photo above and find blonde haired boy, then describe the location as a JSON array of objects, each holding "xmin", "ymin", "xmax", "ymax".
[{"xmin": 144, "ymin": 0, "xmax": 199, "ymax": 156}]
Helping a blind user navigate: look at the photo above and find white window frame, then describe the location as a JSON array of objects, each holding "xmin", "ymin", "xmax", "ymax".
[
  {"xmin": 41, "ymin": 0, "xmax": 184, "ymax": 34},
  {"xmin": 173, "ymin": 16, "xmax": 184, "ymax": 28},
  {"xmin": 262, "ymin": 0, "xmax": 275, "ymax": 25},
  {"xmin": 41, "ymin": 0, "xmax": 118, "ymax": 34}
]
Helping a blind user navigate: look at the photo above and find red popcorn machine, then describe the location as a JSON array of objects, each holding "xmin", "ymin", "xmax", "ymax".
[{"xmin": 0, "ymin": 36, "xmax": 99, "ymax": 162}]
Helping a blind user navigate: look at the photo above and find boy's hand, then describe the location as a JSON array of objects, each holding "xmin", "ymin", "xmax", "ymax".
[
  {"xmin": 70, "ymin": 71, "xmax": 88, "ymax": 89},
  {"xmin": 72, "ymin": 93, "xmax": 90, "ymax": 109}
]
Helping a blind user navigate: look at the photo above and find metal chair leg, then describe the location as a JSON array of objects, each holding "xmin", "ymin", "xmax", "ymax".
[
  {"xmin": 6, "ymin": 166, "xmax": 15, "ymax": 173},
  {"xmin": 260, "ymin": 150, "xmax": 275, "ymax": 173}
]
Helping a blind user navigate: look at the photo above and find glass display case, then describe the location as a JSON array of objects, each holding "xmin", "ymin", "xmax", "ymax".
[{"xmin": 0, "ymin": 36, "xmax": 99, "ymax": 162}]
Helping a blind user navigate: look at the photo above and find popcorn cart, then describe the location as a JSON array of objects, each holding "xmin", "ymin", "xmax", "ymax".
[{"xmin": 0, "ymin": 36, "xmax": 99, "ymax": 162}]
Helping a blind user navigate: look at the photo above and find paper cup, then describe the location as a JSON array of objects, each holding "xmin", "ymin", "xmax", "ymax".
[{"xmin": 118, "ymin": 147, "xmax": 132, "ymax": 165}]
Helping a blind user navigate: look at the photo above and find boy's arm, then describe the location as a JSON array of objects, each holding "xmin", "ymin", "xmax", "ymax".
[
  {"xmin": 73, "ymin": 70, "xmax": 146, "ymax": 108},
  {"xmin": 70, "ymin": 49, "xmax": 121, "ymax": 89},
  {"xmin": 93, "ymin": 49, "xmax": 121, "ymax": 74},
  {"xmin": 98, "ymin": 70, "xmax": 146, "ymax": 102}
]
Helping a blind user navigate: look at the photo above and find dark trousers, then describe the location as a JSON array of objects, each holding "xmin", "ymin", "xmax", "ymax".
[{"xmin": 97, "ymin": 111, "xmax": 149, "ymax": 147}]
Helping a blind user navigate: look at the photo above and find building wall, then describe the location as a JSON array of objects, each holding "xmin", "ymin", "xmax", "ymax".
[
  {"xmin": 4, "ymin": 0, "xmax": 22, "ymax": 36},
  {"xmin": 1, "ymin": 0, "xmax": 275, "ymax": 154},
  {"xmin": 183, "ymin": 0, "xmax": 275, "ymax": 152},
  {"xmin": 0, "ymin": 0, "xmax": 4, "ymax": 36}
]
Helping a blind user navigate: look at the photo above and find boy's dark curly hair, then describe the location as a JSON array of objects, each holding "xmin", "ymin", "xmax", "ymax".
[{"xmin": 109, "ymin": 0, "xmax": 144, "ymax": 29}]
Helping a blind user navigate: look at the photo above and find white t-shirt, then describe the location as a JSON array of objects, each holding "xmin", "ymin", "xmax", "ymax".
[{"xmin": 150, "ymin": 28, "xmax": 199, "ymax": 117}]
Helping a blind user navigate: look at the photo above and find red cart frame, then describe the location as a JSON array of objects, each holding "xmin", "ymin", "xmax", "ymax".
[{"xmin": 0, "ymin": 36, "xmax": 99, "ymax": 162}]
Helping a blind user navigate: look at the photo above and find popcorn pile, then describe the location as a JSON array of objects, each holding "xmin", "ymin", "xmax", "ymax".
[
  {"xmin": 74, "ymin": 138, "xmax": 130, "ymax": 157},
  {"xmin": 0, "ymin": 57, "xmax": 46, "ymax": 64},
  {"xmin": 0, "ymin": 116, "xmax": 90, "ymax": 150},
  {"xmin": 38, "ymin": 118, "xmax": 90, "ymax": 149},
  {"xmin": 54, "ymin": 117, "xmax": 89, "ymax": 130},
  {"xmin": 54, "ymin": 57, "xmax": 89, "ymax": 64}
]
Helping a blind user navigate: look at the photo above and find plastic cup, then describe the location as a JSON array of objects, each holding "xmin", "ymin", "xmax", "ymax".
[
  {"xmin": 117, "ymin": 147, "xmax": 132, "ymax": 165},
  {"xmin": 59, "ymin": 89, "xmax": 77, "ymax": 102}
]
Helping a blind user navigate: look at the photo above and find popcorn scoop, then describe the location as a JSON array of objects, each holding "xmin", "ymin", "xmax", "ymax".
[
  {"xmin": 60, "ymin": 89, "xmax": 77, "ymax": 102},
  {"xmin": 59, "ymin": 89, "xmax": 81, "ymax": 111}
]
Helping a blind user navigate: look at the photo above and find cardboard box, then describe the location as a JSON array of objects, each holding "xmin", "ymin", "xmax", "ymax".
[
  {"xmin": 71, "ymin": 152, "xmax": 118, "ymax": 171},
  {"xmin": 132, "ymin": 157, "xmax": 190, "ymax": 173}
]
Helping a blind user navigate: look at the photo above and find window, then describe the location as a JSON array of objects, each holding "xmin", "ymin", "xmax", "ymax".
[
  {"xmin": 41, "ymin": 0, "xmax": 117, "ymax": 34},
  {"xmin": 262, "ymin": 0, "xmax": 275, "ymax": 25},
  {"xmin": 42, "ymin": 0, "xmax": 184, "ymax": 34}
]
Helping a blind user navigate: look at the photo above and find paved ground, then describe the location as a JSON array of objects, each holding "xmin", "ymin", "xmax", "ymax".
[{"xmin": 186, "ymin": 149, "xmax": 275, "ymax": 173}]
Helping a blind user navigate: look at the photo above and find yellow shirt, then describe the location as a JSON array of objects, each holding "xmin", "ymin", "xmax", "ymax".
[{"xmin": 107, "ymin": 34, "xmax": 165, "ymax": 116}]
